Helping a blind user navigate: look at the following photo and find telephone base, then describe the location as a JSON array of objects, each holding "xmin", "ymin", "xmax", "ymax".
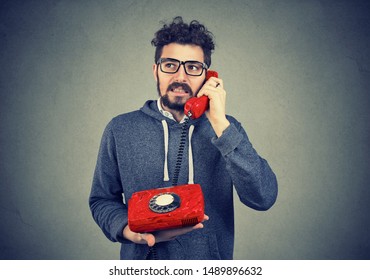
[{"xmin": 128, "ymin": 184, "xmax": 204, "ymax": 233}]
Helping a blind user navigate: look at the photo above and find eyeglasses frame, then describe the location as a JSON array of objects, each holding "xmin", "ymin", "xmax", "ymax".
[{"xmin": 157, "ymin": 58, "xmax": 208, "ymax": 76}]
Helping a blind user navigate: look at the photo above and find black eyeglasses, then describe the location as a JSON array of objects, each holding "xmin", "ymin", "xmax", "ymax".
[{"xmin": 157, "ymin": 58, "xmax": 208, "ymax": 76}]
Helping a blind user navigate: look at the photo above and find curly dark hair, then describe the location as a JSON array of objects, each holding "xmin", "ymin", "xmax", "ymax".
[{"xmin": 151, "ymin": 16, "xmax": 215, "ymax": 67}]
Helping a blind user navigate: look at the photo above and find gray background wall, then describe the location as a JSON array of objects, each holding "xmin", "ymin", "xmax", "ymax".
[{"xmin": 1, "ymin": 0, "xmax": 369, "ymax": 260}]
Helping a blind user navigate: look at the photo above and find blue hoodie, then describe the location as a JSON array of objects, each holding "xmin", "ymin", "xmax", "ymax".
[{"xmin": 89, "ymin": 100, "xmax": 278, "ymax": 260}]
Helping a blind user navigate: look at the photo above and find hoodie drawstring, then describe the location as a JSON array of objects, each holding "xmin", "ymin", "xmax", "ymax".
[
  {"xmin": 188, "ymin": 125, "xmax": 195, "ymax": 184},
  {"xmin": 161, "ymin": 120, "xmax": 195, "ymax": 185},
  {"xmin": 161, "ymin": 120, "xmax": 170, "ymax": 182}
]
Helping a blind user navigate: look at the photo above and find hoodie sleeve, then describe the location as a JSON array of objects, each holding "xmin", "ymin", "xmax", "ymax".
[
  {"xmin": 211, "ymin": 118, "xmax": 278, "ymax": 210},
  {"xmin": 89, "ymin": 121, "xmax": 128, "ymax": 243}
]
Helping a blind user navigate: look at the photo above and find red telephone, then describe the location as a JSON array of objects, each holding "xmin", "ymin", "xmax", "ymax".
[
  {"xmin": 128, "ymin": 184, "xmax": 204, "ymax": 233},
  {"xmin": 184, "ymin": 70, "xmax": 219, "ymax": 119}
]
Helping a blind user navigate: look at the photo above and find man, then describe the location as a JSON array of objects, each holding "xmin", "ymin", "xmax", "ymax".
[{"xmin": 89, "ymin": 17, "xmax": 278, "ymax": 260}]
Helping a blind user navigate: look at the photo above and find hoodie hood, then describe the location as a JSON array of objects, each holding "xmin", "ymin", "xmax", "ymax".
[
  {"xmin": 140, "ymin": 100, "xmax": 207, "ymax": 185},
  {"xmin": 140, "ymin": 100, "xmax": 207, "ymax": 125}
]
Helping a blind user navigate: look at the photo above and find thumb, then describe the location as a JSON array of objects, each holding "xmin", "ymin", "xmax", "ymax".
[{"xmin": 141, "ymin": 233, "xmax": 156, "ymax": 247}]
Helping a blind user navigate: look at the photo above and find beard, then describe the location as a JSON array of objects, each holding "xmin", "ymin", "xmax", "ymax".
[
  {"xmin": 161, "ymin": 94, "xmax": 186, "ymax": 111},
  {"xmin": 157, "ymin": 80, "xmax": 194, "ymax": 112}
]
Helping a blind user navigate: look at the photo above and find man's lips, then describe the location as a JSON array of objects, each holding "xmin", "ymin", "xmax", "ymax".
[
  {"xmin": 167, "ymin": 82, "xmax": 193, "ymax": 96},
  {"xmin": 171, "ymin": 87, "xmax": 189, "ymax": 95}
]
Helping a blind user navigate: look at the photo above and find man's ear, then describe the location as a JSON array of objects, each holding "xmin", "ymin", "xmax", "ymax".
[{"xmin": 152, "ymin": 64, "xmax": 158, "ymax": 82}]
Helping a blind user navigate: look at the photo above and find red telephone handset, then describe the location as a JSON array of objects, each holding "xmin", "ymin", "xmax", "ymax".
[{"xmin": 184, "ymin": 70, "xmax": 219, "ymax": 119}]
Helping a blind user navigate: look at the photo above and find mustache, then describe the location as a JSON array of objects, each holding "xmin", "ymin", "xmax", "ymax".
[{"xmin": 166, "ymin": 82, "xmax": 193, "ymax": 96}]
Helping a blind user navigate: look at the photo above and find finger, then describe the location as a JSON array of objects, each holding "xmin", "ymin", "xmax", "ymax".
[
  {"xmin": 197, "ymin": 85, "xmax": 222, "ymax": 98},
  {"xmin": 140, "ymin": 233, "xmax": 156, "ymax": 247},
  {"xmin": 169, "ymin": 223, "xmax": 203, "ymax": 236},
  {"xmin": 204, "ymin": 83, "xmax": 224, "ymax": 92},
  {"xmin": 192, "ymin": 223, "xmax": 204, "ymax": 230},
  {"xmin": 217, "ymin": 79, "xmax": 224, "ymax": 88},
  {"xmin": 206, "ymin": 77, "xmax": 223, "ymax": 88}
]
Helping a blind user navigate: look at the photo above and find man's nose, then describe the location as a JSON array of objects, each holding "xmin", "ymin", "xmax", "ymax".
[{"xmin": 174, "ymin": 64, "xmax": 188, "ymax": 82}]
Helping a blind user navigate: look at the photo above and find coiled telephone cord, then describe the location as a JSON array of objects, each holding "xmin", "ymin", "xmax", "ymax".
[
  {"xmin": 171, "ymin": 117, "xmax": 189, "ymax": 187},
  {"xmin": 145, "ymin": 117, "xmax": 190, "ymax": 260}
]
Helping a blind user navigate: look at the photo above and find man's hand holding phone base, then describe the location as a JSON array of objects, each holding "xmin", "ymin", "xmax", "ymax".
[{"xmin": 123, "ymin": 214, "xmax": 209, "ymax": 247}]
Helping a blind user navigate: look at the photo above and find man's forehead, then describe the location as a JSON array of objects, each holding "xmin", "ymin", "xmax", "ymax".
[{"xmin": 161, "ymin": 43, "xmax": 204, "ymax": 62}]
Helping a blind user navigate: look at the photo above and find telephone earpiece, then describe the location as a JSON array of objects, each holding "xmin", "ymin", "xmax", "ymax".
[{"xmin": 184, "ymin": 70, "xmax": 219, "ymax": 119}]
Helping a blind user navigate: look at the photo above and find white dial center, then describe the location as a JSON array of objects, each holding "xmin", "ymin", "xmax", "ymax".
[{"xmin": 155, "ymin": 194, "xmax": 174, "ymax": 206}]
